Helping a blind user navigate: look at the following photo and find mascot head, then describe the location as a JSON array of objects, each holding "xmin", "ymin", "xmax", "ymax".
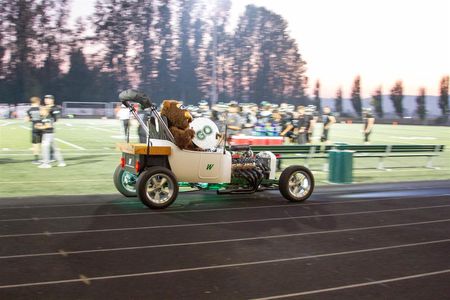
[{"xmin": 160, "ymin": 100, "xmax": 193, "ymax": 129}]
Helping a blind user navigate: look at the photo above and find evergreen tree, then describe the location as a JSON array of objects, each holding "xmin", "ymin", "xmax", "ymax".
[
  {"xmin": 176, "ymin": 0, "xmax": 201, "ymax": 103},
  {"xmin": 335, "ymin": 87, "xmax": 343, "ymax": 116},
  {"xmin": 350, "ymin": 75, "xmax": 362, "ymax": 117},
  {"xmin": 93, "ymin": 0, "xmax": 134, "ymax": 90},
  {"xmin": 2, "ymin": 0, "xmax": 39, "ymax": 102},
  {"xmin": 232, "ymin": 5, "xmax": 306, "ymax": 103},
  {"xmin": 416, "ymin": 87, "xmax": 426, "ymax": 121},
  {"xmin": 63, "ymin": 48, "xmax": 95, "ymax": 101},
  {"xmin": 34, "ymin": 0, "xmax": 70, "ymax": 98},
  {"xmin": 0, "ymin": 3, "xmax": 7, "ymax": 80},
  {"xmin": 299, "ymin": 76, "xmax": 310, "ymax": 105},
  {"xmin": 439, "ymin": 75, "xmax": 449, "ymax": 117},
  {"xmin": 209, "ymin": 0, "xmax": 233, "ymax": 103},
  {"xmin": 390, "ymin": 80, "xmax": 404, "ymax": 118},
  {"xmin": 153, "ymin": 0, "xmax": 177, "ymax": 102},
  {"xmin": 313, "ymin": 80, "xmax": 321, "ymax": 113},
  {"xmin": 372, "ymin": 86, "xmax": 383, "ymax": 118},
  {"xmin": 133, "ymin": 0, "xmax": 154, "ymax": 97}
]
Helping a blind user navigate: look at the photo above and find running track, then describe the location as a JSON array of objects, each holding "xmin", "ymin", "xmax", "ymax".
[{"xmin": 0, "ymin": 180, "xmax": 449, "ymax": 299}]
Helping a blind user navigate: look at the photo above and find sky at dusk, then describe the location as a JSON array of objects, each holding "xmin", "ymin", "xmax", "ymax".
[{"xmin": 70, "ymin": 0, "xmax": 450, "ymax": 98}]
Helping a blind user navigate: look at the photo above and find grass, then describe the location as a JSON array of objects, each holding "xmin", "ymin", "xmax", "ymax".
[{"xmin": 0, "ymin": 118, "xmax": 449, "ymax": 197}]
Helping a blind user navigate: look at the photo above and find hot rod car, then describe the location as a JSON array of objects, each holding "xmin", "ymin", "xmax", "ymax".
[{"xmin": 113, "ymin": 90, "xmax": 314, "ymax": 209}]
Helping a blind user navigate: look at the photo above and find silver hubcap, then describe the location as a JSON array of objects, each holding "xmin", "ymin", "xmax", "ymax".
[
  {"xmin": 288, "ymin": 171, "xmax": 310, "ymax": 198},
  {"xmin": 121, "ymin": 171, "xmax": 137, "ymax": 192},
  {"xmin": 145, "ymin": 174, "xmax": 174, "ymax": 204}
]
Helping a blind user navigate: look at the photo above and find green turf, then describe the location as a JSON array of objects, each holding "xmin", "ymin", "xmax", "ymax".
[{"xmin": 0, "ymin": 119, "xmax": 449, "ymax": 197}]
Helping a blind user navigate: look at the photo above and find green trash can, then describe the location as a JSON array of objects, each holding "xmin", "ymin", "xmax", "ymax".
[{"xmin": 328, "ymin": 150, "xmax": 354, "ymax": 184}]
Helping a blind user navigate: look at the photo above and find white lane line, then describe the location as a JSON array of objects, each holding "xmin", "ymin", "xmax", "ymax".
[
  {"xmin": 0, "ymin": 192, "xmax": 449, "ymax": 211},
  {"xmin": 53, "ymin": 138, "xmax": 86, "ymax": 150},
  {"xmin": 1, "ymin": 206, "xmax": 449, "ymax": 239},
  {"xmin": 1, "ymin": 219, "xmax": 449, "ymax": 260},
  {"xmin": 252, "ymin": 269, "xmax": 450, "ymax": 299},
  {"xmin": 0, "ymin": 238, "xmax": 449, "ymax": 289},
  {"xmin": 1, "ymin": 202, "xmax": 450, "ymax": 223}
]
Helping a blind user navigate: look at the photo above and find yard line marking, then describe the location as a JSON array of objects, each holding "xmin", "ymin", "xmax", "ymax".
[
  {"xmin": 54, "ymin": 138, "xmax": 86, "ymax": 150},
  {"xmin": 0, "ymin": 148, "xmax": 116, "ymax": 152},
  {"xmin": 252, "ymin": 269, "xmax": 450, "ymax": 299},
  {"xmin": 1, "ymin": 203, "xmax": 450, "ymax": 223},
  {"xmin": 0, "ymin": 239, "xmax": 449, "ymax": 289},
  {"xmin": 0, "ymin": 191, "xmax": 448, "ymax": 211},
  {"xmin": 20, "ymin": 125, "xmax": 31, "ymax": 131},
  {"xmin": 0, "ymin": 122, "xmax": 13, "ymax": 127},
  {"xmin": 1, "ymin": 219, "xmax": 449, "ymax": 260},
  {"xmin": 1, "ymin": 206, "xmax": 449, "ymax": 238},
  {"xmin": 0, "ymin": 179, "xmax": 111, "ymax": 184},
  {"xmin": 0, "ymin": 152, "xmax": 116, "ymax": 156},
  {"xmin": 87, "ymin": 126, "xmax": 117, "ymax": 133}
]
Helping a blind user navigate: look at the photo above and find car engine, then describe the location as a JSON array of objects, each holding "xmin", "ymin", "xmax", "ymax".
[{"xmin": 229, "ymin": 146, "xmax": 274, "ymax": 192}]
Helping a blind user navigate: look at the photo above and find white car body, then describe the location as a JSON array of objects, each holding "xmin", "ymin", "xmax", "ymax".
[{"xmin": 151, "ymin": 139, "xmax": 232, "ymax": 183}]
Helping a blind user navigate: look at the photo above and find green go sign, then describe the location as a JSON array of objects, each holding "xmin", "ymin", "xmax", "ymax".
[{"xmin": 196, "ymin": 125, "xmax": 213, "ymax": 140}]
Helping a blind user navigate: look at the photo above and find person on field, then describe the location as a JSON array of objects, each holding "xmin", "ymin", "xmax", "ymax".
[
  {"xmin": 35, "ymin": 106, "xmax": 66, "ymax": 168},
  {"xmin": 295, "ymin": 106, "xmax": 309, "ymax": 144},
  {"xmin": 25, "ymin": 97, "xmax": 43, "ymax": 164},
  {"xmin": 118, "ymin": 104, "xmax": 131, "ymax": 140},
  {"xmin": 320, "ymin": 106, "xmax": 336, "ymax": 143},
  {"xmin": 137, "ymin": 105, "xmax": 151, "ymax": 143},
  {"xmin": 363, "ymin": 107, "xmax": 375, "ymax": 144},
  {"xmin": 305, "ymin": 105, "xmax": 317, "ymax": 144},
  {"xmin": 226, "ymin": 102, "xmax": 243, "ymax": 137},
  {"xmin": 44, "ymin": 95, "xmax": 61, "ymax": 161},
  {"xmin": 44, "ymin": 95, "xmax": 61, "ymax": 122}
]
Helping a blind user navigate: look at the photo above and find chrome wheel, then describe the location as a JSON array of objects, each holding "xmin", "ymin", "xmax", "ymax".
[
  {"xmin": 279, "ymin": 165, "xmax": 314, "ymax": 202},
  {"xmin": 145, "ymin": 174, "xmax": 174, "ymax": 204},
  {"xmin": 288, "ymin": 171, "xmax": 311, "ymax": 198}
]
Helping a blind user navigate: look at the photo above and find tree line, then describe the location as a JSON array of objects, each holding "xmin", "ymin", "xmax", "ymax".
[
  {"xmin": 317, "ymin": 75, "xmax": 449, "ymax": 120},
  {"xmin": 1, "ymin": 0, "xmax": 448, "ymax": 120},
  {"xmin": 0, "ymin": 0, "xmax": 307, "ymax": 105}
]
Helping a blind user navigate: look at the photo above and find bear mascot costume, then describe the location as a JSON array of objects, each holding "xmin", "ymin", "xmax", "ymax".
[
  {"xmin": 118, "ymin": 89, "xmax": 201, "ymax": 151},
  {"xmin": 160, "ymin": 100, "xmax": 202, "ymax": 151}
]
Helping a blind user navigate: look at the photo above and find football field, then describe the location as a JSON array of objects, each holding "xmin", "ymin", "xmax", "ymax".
[{"xmin": 0, "ymin": 119, "xmax": 449, "ymax": 197}]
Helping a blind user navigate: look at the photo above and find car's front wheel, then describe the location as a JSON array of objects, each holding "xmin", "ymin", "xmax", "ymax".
[
  {"xmin": 136, "ymin": 166, "xmax": 179, "ymax": 209},
  {"xmin": 279, "ymin": 165, "xmax": 314, "ymax": 202}
]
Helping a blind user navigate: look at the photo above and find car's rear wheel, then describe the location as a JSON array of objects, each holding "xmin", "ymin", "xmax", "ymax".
[
  {"xmin": 113, "ymin": 164, "xmax": 137, "ymax": 197},
  {"xmin": 137, "ymin": 166, "xmax": 178, "ymax": 209},
  {"xmin": 279, "ymin": 165, "xmax": 314, "ymax": 202}
]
